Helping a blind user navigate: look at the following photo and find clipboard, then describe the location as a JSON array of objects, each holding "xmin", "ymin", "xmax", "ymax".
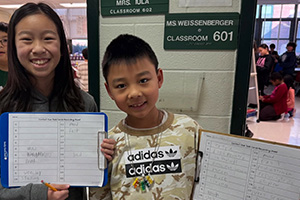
[
  {"xmin": 193, "ymin": 129, "xmax": 300, "ymax": 200},
  {"xmin": 0, "ymin": 112, "xmax": 108, "ymax": 188}
]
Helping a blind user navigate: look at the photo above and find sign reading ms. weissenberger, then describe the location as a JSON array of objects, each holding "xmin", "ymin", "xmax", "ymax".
[
  {"xmin": 164, "ymin": 13, "xmax": 240, "ymax": 50},
  {"xmin": 101, "ymin": 0, "xmax": 169, "ymax": 16}
]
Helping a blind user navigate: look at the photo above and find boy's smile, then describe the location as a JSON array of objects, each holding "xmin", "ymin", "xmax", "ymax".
[{"xmin": 105, "ymin": 57, "xmax": 163, "ymax": 128}]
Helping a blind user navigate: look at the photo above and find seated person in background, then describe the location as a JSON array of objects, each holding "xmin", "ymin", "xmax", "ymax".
[
  {"xmin": 278, "ymin": 42, "xmax": 297, "ymax": 76},
  {"xmin": 259, "ymin": 72, "xmax": 288, "ymax": 121},
  {"xmin": 284, "ymin": 74, "xmax": 296, "ymax": 117},
  {"xmin": 256, "ymin": 44, "xmax": 274, "ymax": 95}
]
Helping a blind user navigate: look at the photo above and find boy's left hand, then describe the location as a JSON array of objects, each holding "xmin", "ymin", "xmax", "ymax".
[{"xmin": 101, "ymin": 138, "xmax": 116, "ymax": 161}]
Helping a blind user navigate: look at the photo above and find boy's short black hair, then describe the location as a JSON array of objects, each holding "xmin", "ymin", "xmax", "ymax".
[
  {"xmin": 286, "ymin": 42, "xmax": 296, "ymax": 50},
  {"xmin": 102, "ymin": 34, "xmax": 159, "ymax": 82},
  {"xmin": 269, "ymin": 43, "xmax": 275, "ymax": 49},
  {"xmin": 82, "ymin": 48, "xmax": 88, "ymax": 60},
  {"xmin": 0, "ymin": 22, "xmax": 8, "ymax": 33},
  {"xmin": 270, "ymin": 72, "xmax": 283, "ymax": 81}
]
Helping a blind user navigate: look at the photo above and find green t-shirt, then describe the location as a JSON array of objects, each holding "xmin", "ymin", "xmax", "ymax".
[{"xmin": 0, "ymin": 69, "xmax": 8, "ymax": 89}]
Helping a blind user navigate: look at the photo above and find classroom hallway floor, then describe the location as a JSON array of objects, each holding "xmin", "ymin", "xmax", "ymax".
[{"xmin": 247, "ymin": 95, "xmax": 300, "ymax": 146}]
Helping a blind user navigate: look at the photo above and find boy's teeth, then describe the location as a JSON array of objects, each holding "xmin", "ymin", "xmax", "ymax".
[{"xmin": 133, "ymin": 103, "xmax": 143, "ymax": 107}]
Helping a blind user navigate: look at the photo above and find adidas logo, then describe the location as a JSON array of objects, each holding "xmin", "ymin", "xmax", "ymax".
[
  {"xmin": 165, "ymin": 148, "xmax": 177, "ymax": 157},
  {"xmin": 166, "ymin": 162, "xmax": 179, "ymax": 171}
]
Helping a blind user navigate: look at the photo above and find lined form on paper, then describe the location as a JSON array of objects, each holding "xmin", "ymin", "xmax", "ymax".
[
  {"xmin": 6, "ymin": 113, "xmax": 106, "ymax": 187},
  {"xmin": 193, "ymin": 130, "xmax": 300, "ymax": 200}
]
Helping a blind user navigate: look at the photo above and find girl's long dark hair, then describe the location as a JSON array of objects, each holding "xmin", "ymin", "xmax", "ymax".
[{"xmin": 0, "ymin": 3, "xmax": 84, "ymax": 113}]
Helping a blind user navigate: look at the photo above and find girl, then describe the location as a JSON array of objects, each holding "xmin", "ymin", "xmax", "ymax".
[
  {"xmin": 284, "ymin": 74, "xmax": 296, "ymax": 117},
  {"xmin": 256, "ymin": 44, "xmax": 274, "ymax": 95},
  {"xmin": 0, "ymin": 3, "xmax": 115, "ymax": 200}
]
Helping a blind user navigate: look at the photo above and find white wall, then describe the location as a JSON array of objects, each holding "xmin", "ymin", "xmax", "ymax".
[
  {"xmin": 0, "ymin": 9, "xmax": 13, "ymax": 23},
  {"xmin": 99, "ymin": 0, "xmax": 241, "ymax": 133}
]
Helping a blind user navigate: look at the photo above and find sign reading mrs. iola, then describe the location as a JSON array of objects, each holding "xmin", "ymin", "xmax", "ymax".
[
  {"xmin": 164, "ymin": 13, "xmax": 240, "ymax": 50},
  {"xmin": 101, "ymin": 0, "xmax": 169, "ymax": 16}
]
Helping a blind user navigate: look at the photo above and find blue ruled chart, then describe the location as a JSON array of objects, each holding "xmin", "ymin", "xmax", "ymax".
[{"xmin": 0, "ymin": 112, "xmax": 108, "ymax": 188}]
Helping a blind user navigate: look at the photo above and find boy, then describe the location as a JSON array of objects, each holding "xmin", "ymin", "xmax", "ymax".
[
  {"xmin": 90, "ymin": 34, "xmax": 201, "ymax": 199},
  {"xmin": 278, "ymin": 42, "xmax": 297, "ymax": 76},
  {"xmin": 259, "ymin": 72, "xmax": 288, "ymax": 121}
]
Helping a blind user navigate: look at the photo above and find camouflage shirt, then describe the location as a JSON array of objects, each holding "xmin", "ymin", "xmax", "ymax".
[{"xmin": 90, "ymin": 111, "xmax": 201, "ymax": 200}]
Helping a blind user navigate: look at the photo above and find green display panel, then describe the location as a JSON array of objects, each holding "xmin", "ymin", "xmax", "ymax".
[
  {"xmin": 101, "ymin": 0, "xmax": 169, "ymax": 16},
  {"xmin": 164, "ymin": 13, "xmax": 240, "ymax": 50}
]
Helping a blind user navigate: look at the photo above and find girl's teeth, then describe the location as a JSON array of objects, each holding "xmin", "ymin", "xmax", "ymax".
[{"xmin": 33, "ymin": 60, "xmax": 47, "ymax": 65}]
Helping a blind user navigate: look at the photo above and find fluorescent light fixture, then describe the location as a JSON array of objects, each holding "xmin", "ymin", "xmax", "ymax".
[
  {"xmin": 0, "ymin": 4, "xmax": 23, "ymax": 9},
  {"xmin": 60, "ymin": 3, "xmax": 86, "ymax": 8}
]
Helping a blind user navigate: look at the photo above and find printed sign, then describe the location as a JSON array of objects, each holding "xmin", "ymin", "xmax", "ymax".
[
  {"xmin": 101, "ymin": 0, "xmax": 169, "ymax": 16},
  {"xmin": 125, "ymin": 146, "xmax": 182, "ymax": 177},
  {"xmin": 164, "ymin": 13, "xmax": 240, "ymax": 50}
]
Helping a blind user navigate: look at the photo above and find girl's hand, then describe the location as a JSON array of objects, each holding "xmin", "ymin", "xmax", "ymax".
[
  {"xmin": 101, "ymin": 138, "xmax": 116, "ymax": 161},
  {"xmin": 259, "ymin": 96, "xmax": 264, "ymax": 101},
  {"xmin": 47, "ymin": 184, "xmax": 69, "ymax": 200}
]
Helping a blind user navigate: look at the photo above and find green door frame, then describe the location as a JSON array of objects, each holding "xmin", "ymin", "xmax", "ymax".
[
  {"xmin": 230, "ymin": 0, "xmax": 257, "ymax": 135},
  {"xmin": 87, "ymin": 0, "xmax": 100, "ymax": 109},
  {"xmin": 86, "ymin": 0, "xmax": 257, "ymax": 135}
]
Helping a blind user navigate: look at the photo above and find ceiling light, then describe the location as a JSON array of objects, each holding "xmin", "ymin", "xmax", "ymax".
[
  {"xmin": 60, "ymin": 3, "xmax": 86, "ymax": 8},
  {"xmin": 0, "ymin": 4, "xmax": 23, "ymax": 9}
]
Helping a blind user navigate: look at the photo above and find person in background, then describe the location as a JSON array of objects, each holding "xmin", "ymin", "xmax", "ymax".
[
  {"xmin": 259, "ymin": 72, "xmax": 288, "ymax": 121},
  {"xmin": 77, "ymin": 48, "xmax": 89, "ymax": 92},
  {"xmin": 256, "ymin": 44, "xmax": 274, "ymax": 95},
  {"xmin": 0, "ymin": 22, "xmax": 8, "ymax": 90},
  {"xmin": 269, "ymin": 43, "xmax": 279, "ymax": 63},
  {"xmin": 0, "ymin": 3, "xmax": 115, "ymax": 200},
  {"xmin": 278, "ymin": 42, "xmax": 297, "ymax": 76},
  {"xmin": 283, "ymin": 74, "xmax": 296, "ymax": 117},
  {"xmin": 89, "ymin": 34, "xmax": 201, "ymax": 199},
  {"xmin": 253, "ymin": 40, "xmax": 259, "ymax": 61}
]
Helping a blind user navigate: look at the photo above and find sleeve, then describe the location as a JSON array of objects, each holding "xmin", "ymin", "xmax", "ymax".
[
  {"xmin": 80, "ymin": 90, "xmax": 98, "ymax": 112},
  {"xmin": 76, "ymin": 64, "xmax": 82, "ymax": 78},
  {"xmin": 263, "ymin": 85, "xmax": 286, "ymax": 103},
  {"xmin": 287, "ymin": 89, "xmax": 295, "ymax": 108},
  {"xmin": 263, "ymin": 94, "xmax": 270, "ymax": 99},
  {"xmin": 264, "ymin": 55, "xmax": 274, "ymax": 72},
  {"xmin": 280, "ymin": 53, "xmax": 297, "ymax": 69},
  {"xmin": 0, "ymin": 181, "xmax": 48, "ymax": 200},
  {"xmin": 274, "ymin": 51, "xmax": 279, "ymax": 60}
]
